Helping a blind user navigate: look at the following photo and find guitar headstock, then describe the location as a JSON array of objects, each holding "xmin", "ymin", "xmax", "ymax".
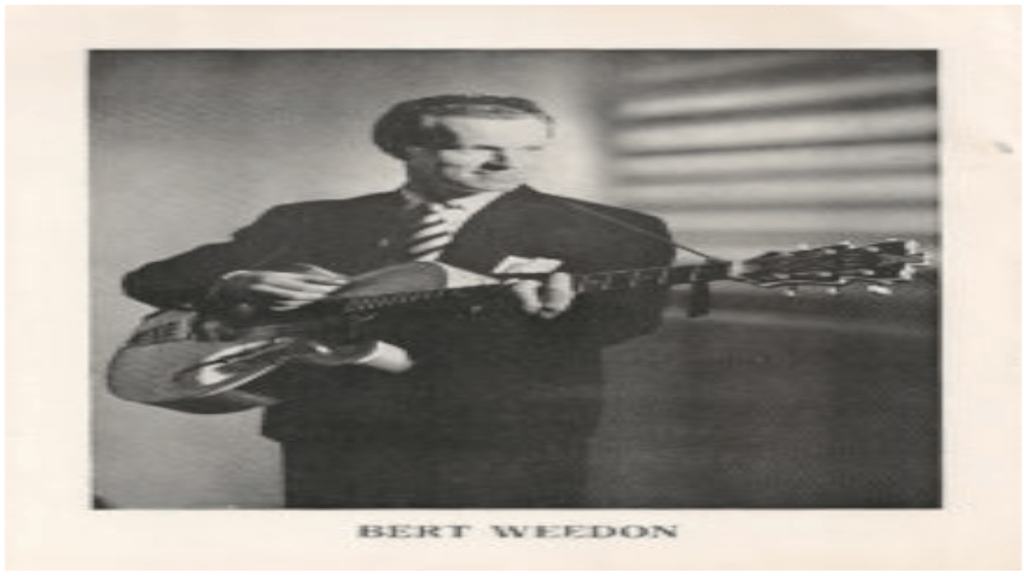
[{"xmin": 734, "ymin": 239, "xmax": 930, "ymax": 295}]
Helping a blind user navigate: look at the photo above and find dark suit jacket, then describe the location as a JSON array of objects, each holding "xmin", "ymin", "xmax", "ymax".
[{"xmin": 123, "ymin": 186, "xmax": 674, "ymax": 444}]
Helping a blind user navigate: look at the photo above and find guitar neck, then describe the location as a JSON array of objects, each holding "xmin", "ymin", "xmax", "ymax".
[
  {"xmin": 337, "ymin": 261, "xmax": 733, "ymax": 315},
  {"xmin": 218, "ymin": 238, "xmax": 926, "ymax": 333},
  {"xmin": 537, "ymin": 261, "xmax": 731, "ymax": 295}
]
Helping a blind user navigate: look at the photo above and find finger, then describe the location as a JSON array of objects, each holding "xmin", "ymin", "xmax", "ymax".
[
  {"xmin": 282, "ymin": 272, "xmax": 349, "ymax": 287},
  {"xmin": 295, "ymin": 274, "xmax": 349, "ymax": 286},
  {"xmin": 262, "ymin": 275, "xmax": 344, "ymax": 294},
  {"xmin": 289, "ymin": 263, "xmax": 347, "ymax": 280},
  {"xmin": 249, "ymin": 284, "xmax": 331, "ymax": 300},
  {"xmin": 267, "ymin": 300, "xmax": 311, "ymax": 311},
  {"xmin": 510, "ymin": 280, "xmax": 544, "ymax": 315},
  {"xmin": 538, "ymin": 272, "xmax": 575, "ymax": 318}
]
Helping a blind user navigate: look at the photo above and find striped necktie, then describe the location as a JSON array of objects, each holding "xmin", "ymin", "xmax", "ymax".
[{"xmin": 405, "ymin": 202, "xmax": 453, "ymax": 261}]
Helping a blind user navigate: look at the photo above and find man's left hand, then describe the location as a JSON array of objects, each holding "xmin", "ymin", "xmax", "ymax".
[{"xmin": 510, "ymin": 272, "xmax": 575, "ymax": 319}]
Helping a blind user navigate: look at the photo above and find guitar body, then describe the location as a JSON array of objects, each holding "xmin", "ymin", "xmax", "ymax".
[
  {"xmin": 108, "ymin": 262, "xmax": 452, "ymax": 414},
  {"xmin": 332, "ymin": 260, "xmax": 451, "ymax": 297},
  {"xmin": 108, "ymin": 309, "xmax": 300, "ymax": 413}
]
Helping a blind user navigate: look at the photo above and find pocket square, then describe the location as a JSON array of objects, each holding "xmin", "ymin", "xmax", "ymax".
[{"xmin": 492, "ymin": 256, "xmax": 564, "ymax": 274}]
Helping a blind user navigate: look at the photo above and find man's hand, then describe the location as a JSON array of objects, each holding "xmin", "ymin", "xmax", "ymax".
[
  {"xmin": 509, "ymin": 272, "xmax": 575, "ymax": 319},
  {"xmin": 216, "ymin": 266, "xmax": 348, "ymax": 311}
]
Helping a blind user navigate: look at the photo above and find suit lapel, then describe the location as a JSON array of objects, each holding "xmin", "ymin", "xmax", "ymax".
[
  {"xmin": 309, "ymin": 191, "xmax": 409, "ymax": 273},
  {"xmin": 362, "ymin": 191, "xmax": 415, "ymax": 267},
  {"xmin": 440, "ymin": 187, "xmax": 541, "ymax": 274}
]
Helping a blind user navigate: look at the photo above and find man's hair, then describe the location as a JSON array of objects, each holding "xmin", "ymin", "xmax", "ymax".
[{"xmin": 372, "ymin": 94, "xmax": 555, "ymax": 159}]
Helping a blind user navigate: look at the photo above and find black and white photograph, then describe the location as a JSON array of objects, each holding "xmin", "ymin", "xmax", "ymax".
[
  {"xmin": 7, "ymin": 5, "xmax": 1019, "ymax": 571},
  {"xmin": 92, "ymin": 49, "xmax": 939, "ymax": 510}
]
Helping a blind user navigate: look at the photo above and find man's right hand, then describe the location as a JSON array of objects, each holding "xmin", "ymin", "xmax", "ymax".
[{"xmin": 215, "ymin": 266, "xmax": 349, "ymax": 311}]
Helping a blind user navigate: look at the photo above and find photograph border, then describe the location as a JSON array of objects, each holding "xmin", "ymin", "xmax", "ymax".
[{"xmin": 7, "ymin": 5, "xmax": 1020, "ymax": 570}]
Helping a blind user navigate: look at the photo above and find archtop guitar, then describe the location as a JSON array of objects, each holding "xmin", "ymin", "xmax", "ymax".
[{"xmin": 108, "ymin": 239, "xmax": 928, "ymax": 414}]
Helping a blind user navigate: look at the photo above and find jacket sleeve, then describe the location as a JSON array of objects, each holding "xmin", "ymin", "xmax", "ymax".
[{"xmin": 122, "ymin": 205, "xmax": 301, "ymax": 309}]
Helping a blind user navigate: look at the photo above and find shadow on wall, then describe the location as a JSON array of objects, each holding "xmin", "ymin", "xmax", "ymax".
[
  {"xmin": 598, "ymin": 50, "xmax": 938, "ymax": 258},
  {"xmin": 589, "ymin": 50, "xmax": 939, "ymax": 507}
]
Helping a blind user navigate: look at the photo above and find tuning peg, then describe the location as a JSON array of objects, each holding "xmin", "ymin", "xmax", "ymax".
[
  {"xmin": 782, "ymin": 287, "xmax": 799, "ymax": 297},
  {"xmin": 866, "ymin": 284, "xmax": 893, "ymax": 296},
  {"xmin": 826, "ymin": 287, "xmax": 841, "ymax": 296}
]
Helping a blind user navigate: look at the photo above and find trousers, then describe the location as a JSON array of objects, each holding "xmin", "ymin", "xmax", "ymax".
[{"xmin": 281, "ymin": 434, "xmax": 591, "ymax": 508}]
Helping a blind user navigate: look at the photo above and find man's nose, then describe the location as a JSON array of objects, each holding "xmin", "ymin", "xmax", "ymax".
[{"xmin": 484, "ymin": 151, "xmax": 518, "ymax": 170}]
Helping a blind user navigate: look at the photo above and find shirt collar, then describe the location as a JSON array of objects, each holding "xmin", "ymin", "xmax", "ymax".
[{"xmin": 400, "ymin": 187, "xmax": 505, "ymax": 212}]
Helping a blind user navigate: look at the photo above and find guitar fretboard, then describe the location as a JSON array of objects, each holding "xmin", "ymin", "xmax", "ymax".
[{"xmin": 335, "ymin": 262, "xmax": 731, "ymax": 315}]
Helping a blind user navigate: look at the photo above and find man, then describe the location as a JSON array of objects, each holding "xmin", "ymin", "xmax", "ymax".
[{"xmin": 123, "ymin": 94, "xmax": 675, "ymax": 508}]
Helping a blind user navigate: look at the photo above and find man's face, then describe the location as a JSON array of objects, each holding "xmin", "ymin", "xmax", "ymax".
[{"xmin": 403, "ymin": 115, "xmax": 551, "ymax": 199}]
